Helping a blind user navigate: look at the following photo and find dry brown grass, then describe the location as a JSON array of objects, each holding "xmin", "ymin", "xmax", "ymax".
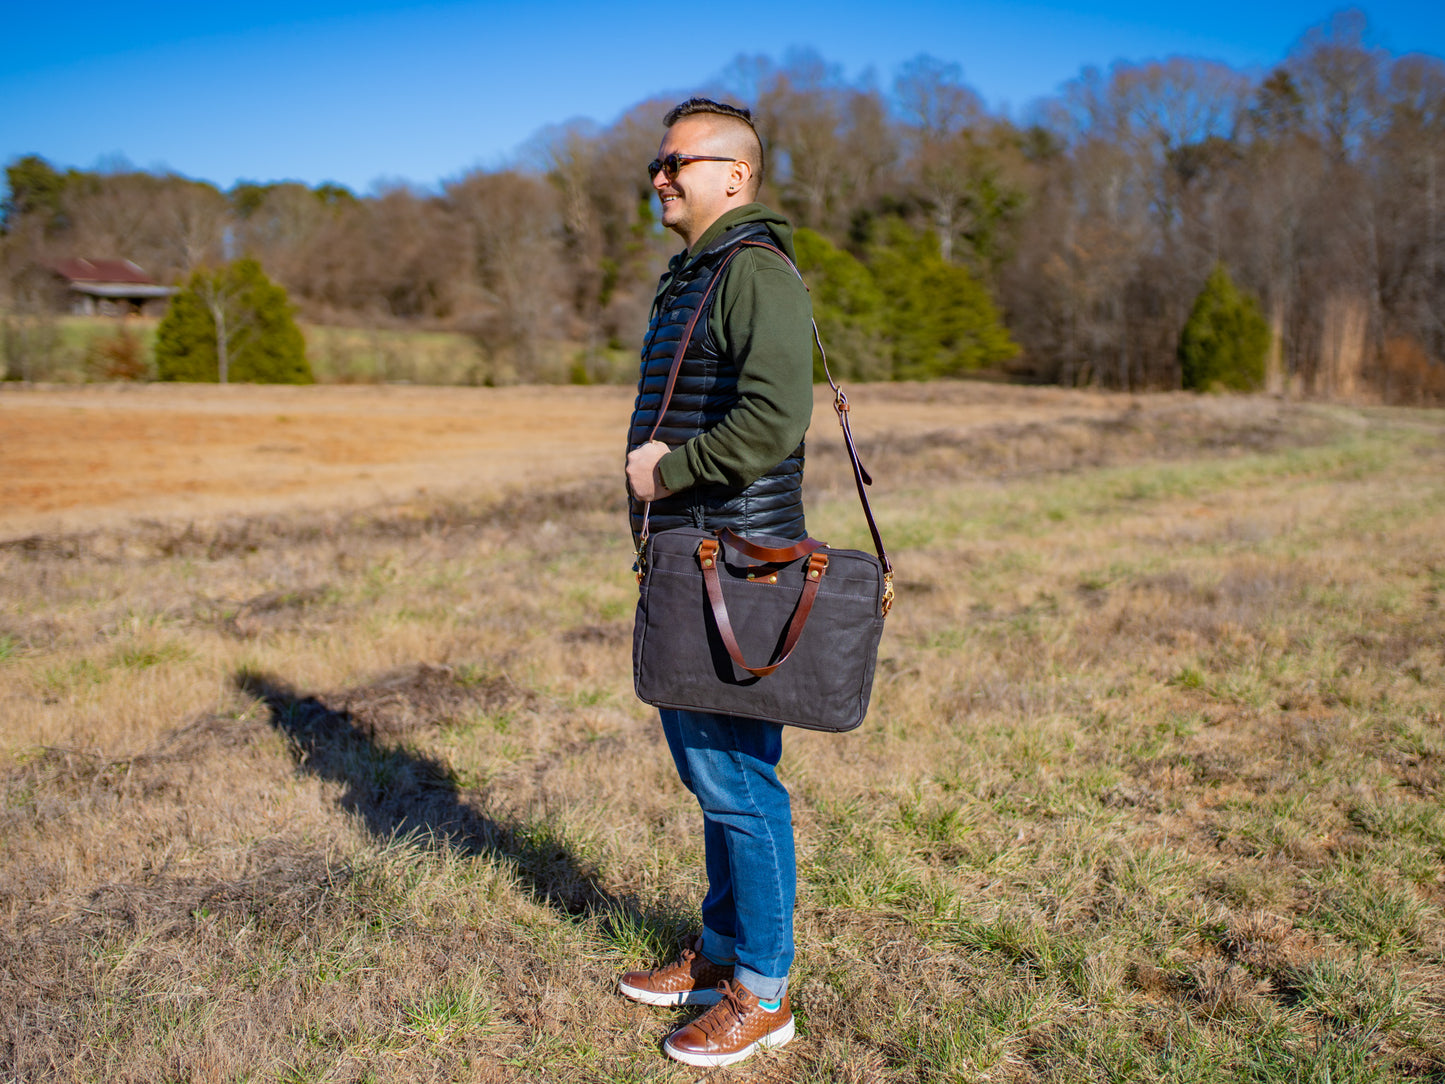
[
  {"xmin": 0, "ymin": 381, "xmax": 1145, "ymax": 540},
  {"xmin": 2, "ymin": 386, "xmax": 1444, "ymax": 1081}
]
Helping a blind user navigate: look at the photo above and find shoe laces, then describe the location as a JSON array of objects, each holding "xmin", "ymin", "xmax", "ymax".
[{"xmin": 694, "ymin": 980, "xmax": 751, "ymax": 1038}]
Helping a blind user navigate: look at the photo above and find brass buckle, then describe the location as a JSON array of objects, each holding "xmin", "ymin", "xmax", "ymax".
[{"xmin": 881, "ymin": 571, "xmax": 895, "ymax": 617}]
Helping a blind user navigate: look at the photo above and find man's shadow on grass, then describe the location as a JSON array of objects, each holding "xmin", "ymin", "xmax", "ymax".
[{"xmin": 236, "ymin": 669, "xmax": 653, "ymax": 928}]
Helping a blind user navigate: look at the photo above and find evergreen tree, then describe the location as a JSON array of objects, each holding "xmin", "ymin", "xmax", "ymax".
[
  {"xmin": 1178, "ymin": 264, "xmax": 1270, "ymax": 392},
  {"xmin": 793, "ymin": 227, "xmax": 890, "ymax": 381},
  {"xmin": 156, "ymin": 259, "xmax": 311, "ymax": 384},
  {"xmin": 2, "ymin": 154, "xmax": 71, "ymax": 232},
  {"xmin": 866, "ymin": 219, "xmax": 1018, "ymax": 380}
]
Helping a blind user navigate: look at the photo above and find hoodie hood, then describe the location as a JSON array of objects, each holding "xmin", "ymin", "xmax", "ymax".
[{"xmin": 679, "ymin": 202, "xmax": 796, "ymax": 270}]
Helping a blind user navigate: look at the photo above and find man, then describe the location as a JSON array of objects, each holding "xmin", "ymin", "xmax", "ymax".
[{"xmin": 621, "ymin": 98, "xmax": 814, "ymax": 1068}]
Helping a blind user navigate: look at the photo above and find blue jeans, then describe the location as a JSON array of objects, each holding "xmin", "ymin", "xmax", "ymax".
[{"xmin": 659, "ymin": 708, "xmax": 795, "ymax": 1002}]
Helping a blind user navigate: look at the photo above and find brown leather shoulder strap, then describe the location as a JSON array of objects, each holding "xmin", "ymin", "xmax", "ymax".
[
  {"xmin": 738, "ymin": 239, "xmax": 892, "ymax": 577},
  {"xmin": 641, "ymin": 244, "xmax": 747, "ymax": 446},
  {"xmin": 636, "ymin": 244, "xmax": 749, "ymax": 544}
]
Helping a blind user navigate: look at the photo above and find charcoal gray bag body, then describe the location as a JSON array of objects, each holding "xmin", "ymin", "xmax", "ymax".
[
  {"xmin": 633, "ymin": 527, "xmax": 886, "ymax": 732},
  {"xmin": 630, "ymin": 239, "xmax": 893, "ymax": 734}
]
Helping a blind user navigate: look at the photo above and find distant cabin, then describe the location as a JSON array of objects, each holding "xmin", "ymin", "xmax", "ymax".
[{"xmin": 51, "ymin": 258, "xmax": 177, "ymax": 316}]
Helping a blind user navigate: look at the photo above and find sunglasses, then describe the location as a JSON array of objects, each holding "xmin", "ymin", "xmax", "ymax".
[{"xmin": 647, "ymin": 153, "xmax": 737, "ymax": 181}]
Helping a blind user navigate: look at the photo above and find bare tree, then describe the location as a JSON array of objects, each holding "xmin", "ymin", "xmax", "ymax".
[
  {"xmin": 1373, "ymin": 53, "xmax": 1445, "ymax": 359},
  {"xmin": 758, "ymin": 52, "xmax": 863, "ymax": 234},
  {"xmin": 1286, "ymin": 10, "xmax": 1386, "ymax": 161},
  {"xmin": 894, "ymin": 55, "xmax": 984, "ymax": 142},
  {"xmin": 166, "ymin": 180, "xmax": 230, "ymax": 272},
  {"xmin": 446, "ymin": 170, "xmax": 569, "ymax": 378},
  {"xmin": 532, "ymin": 121, "xmax": 607, "ymax": 340}
]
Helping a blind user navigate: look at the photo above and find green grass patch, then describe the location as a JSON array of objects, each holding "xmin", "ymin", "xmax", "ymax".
[
  {"xmin": 398, "ymin": 980, "xmax": 499, "ymax": 1043},
  {"xmin": 110, "ymin": 640, "xmax": 193, "ymax": 670}
]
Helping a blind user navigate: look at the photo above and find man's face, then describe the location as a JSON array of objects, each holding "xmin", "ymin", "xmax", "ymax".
[{"xmin": 653, "ymin": 117, "xmax": 735, "ymax": 247}]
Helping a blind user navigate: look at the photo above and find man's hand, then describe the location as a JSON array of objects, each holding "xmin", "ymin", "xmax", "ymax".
[{"xmin": 626, "ymin": 440, "xmax": 675, "ymax": 502}]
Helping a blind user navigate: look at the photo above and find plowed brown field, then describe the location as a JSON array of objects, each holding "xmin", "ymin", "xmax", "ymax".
[{"xmin": 1, "ymin": 381, "xmax": 1126, "ymax": 540}]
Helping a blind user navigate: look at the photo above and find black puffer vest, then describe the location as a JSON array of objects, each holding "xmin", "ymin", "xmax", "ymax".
[{"xmin": 628, "ymin": 222, "xmax": 805, "ymax": 545}]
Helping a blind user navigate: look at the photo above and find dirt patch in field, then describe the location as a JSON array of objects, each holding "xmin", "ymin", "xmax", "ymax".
[
  {"xmin": 0, "ymin": 383, "xmax": 640, "ymax": 540},
  {"xmin": 3, "ymin": 381, "xmax": 1324, "ymax": 543}
]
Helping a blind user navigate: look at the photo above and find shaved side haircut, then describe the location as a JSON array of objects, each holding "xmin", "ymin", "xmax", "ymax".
[{"xmin": 664, "ymin": 97, "xmax": 765, "ymax": 195}]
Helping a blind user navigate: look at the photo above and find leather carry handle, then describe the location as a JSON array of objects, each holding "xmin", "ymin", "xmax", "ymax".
[
  {"xmin": 698, "ymin": 537, "xmax": 829, "ymax": 677},
  {"xmin": 716, "ymin": 527, "xmax": 824, "ymax": 564}
]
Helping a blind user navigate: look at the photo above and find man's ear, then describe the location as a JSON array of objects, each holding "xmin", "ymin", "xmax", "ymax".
[{"xmin": 728, "ymin": 159, "xmax": 752, "ymax": 197}]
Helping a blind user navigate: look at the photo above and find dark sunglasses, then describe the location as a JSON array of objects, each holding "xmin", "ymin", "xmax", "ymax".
[{"xmin": 647, "ymin": 153, "xmax": 737, "ymax": 181}]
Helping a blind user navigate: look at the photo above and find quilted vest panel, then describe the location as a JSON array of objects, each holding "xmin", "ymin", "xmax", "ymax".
[{"xmin": 628, "ymin": 223, "xmax": 806, "ymax": 544}]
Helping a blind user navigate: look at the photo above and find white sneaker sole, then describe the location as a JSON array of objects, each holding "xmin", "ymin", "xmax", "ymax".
[
  {"xmin": 618, "ymin": 979, "xmax": 724, "ymax": 1007},
  {"xmin": 663, "ymin": 1018, "xmax": 795, "ymax": 1067}
]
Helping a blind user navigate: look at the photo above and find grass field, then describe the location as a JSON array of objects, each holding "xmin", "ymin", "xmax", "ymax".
[{"xmin": 2, "ymin": 389, "xmax": 1443, "ymax": 1081}]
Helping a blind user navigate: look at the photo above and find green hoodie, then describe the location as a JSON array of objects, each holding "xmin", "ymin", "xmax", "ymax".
[{"xmin": 652, "ymin": 202, "xmax": 815, "ymax": 496}]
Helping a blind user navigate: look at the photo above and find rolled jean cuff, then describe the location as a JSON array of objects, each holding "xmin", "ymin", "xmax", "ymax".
[
  {"xmin": 734, "ymin": 965, "xmax": 788, "ymax": 1003},
  {"xmin": 699, "ymin": 926, "xmax": 736, "ymax": 966}
]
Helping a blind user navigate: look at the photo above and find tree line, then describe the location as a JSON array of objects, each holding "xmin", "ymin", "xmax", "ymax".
[{"xmin": 2, "ymin": 10, "xmax": 1442, "ymax": 397}]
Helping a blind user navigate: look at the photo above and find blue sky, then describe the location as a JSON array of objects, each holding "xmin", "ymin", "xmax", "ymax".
[{"xmin": 3, "ymin": 1, "xmax": 1442, "ymax": 195}]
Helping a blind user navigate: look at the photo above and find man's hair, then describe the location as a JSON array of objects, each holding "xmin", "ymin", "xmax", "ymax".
[
  {"xmin": 664, "ymin": 97, "xmax": 753, "ymax": 128},
  {"xmin": 664, "ymin": 97, "xmax": 765, "ymax": 193}
]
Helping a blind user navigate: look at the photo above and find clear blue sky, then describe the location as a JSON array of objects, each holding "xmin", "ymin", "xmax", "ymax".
[{"xmin": 2, "ymin": 1, "xmax": 1442, "ymax": 195}]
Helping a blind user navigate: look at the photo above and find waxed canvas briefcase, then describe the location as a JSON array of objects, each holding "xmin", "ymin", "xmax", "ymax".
[
  {"xmin": 629, "ymin": 236, "xmax": 893, "ymax": 733},
  {"xmin": 633, "ymin": 527, "xmax": 887, "ymax": 732}
]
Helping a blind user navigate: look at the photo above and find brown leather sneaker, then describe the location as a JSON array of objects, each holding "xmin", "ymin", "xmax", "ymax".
[
  {"xmin": 662, "ymin": 980, "xmax": 794, "ymax": 1067},
  {"xmin": 618, "ymin": 935, "xmax": 733, "ymax": 1006}
]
